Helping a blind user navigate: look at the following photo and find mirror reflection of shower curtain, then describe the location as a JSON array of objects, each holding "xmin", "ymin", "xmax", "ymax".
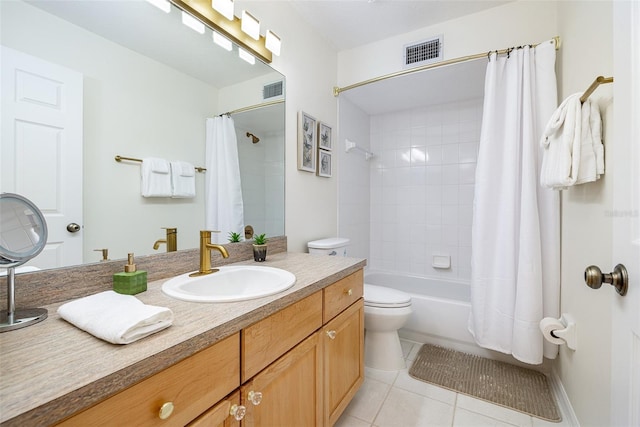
[
  {"xmin": 468, "ymin": 40, "xmax": 560, "ymax": 365},
  {"xmin": 205, "ymin": 116, "xmax": 245, "ymax": 244}
]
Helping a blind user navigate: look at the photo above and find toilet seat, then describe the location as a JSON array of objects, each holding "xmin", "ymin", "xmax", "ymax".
[{"xmin": 364, "ymin": 284, "xmax": 411, "ymax": 308}]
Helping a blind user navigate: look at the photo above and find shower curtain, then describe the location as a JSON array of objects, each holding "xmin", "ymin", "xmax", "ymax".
[
  {"xmin": 469, "ymin": 40, "xmax": 560, "ymax": 365},
  {"xmin": 205, "ymin": 116, "xmax": 244, "ymax": 244}
]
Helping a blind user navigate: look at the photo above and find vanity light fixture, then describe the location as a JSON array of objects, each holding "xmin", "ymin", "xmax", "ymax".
[
  {"xmin": 241, "ymin": 10, "xmax": 260, "ymax": 40},
  {"xmin": 211, "ymin": 0, "xmax": 234, "ymax": 20},
  {"xmin": 238, "ymin": 47, "xmax": 255, "ymax": 65},
  {"xmin": 172, "ymin": 0, "xmax": 278, "ymax": 63},
  {"xmin": 265, "ymin": 30, "xmax": 281, "ymax": 56},
  {"xmin": 145, "ymin": 0, "xmax": 171, "ymax": 13},
  {"xmin": 181, "ymin": 11, "xmax": 205, "ymax": 34},
  {"xmin": 213, "ymin": 31, "xmax": 233, "ymax": 51}
]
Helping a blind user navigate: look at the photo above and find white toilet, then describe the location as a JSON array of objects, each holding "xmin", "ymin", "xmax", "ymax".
[{"xmin": 307, "ymin": 238, "xmax": 413, "ymax": 371}]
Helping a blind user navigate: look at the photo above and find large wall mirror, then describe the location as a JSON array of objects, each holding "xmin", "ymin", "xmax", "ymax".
[{"xmin": 0, "ymin": 0, "xmax": 285, "ymax": 271}]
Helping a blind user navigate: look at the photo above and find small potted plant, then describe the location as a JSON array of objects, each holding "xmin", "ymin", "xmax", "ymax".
[
  {"xmin": 228, "ymin": 231, "xmax": 242, "ymax": 243},
  {"xmin": 253, "ymin": 233, "xmax": 268, "ymax": 262}
]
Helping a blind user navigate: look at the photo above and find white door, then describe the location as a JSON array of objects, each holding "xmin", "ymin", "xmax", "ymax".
[
  {"xmin": 610, "ymin": 2, "xmax": 640, "ymax": 426},
  {"xmin": 1, "ymin": 46, "xmax": 83, "ymax": 269}
]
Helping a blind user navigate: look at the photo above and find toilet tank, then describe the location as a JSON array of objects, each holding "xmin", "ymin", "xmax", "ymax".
[{"xmin": 307, "ymin": 237, "xmax": 350, "ymax": 257}]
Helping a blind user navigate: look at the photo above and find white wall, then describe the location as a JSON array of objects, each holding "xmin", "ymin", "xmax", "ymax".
[
  {"xmin": 556, "ymin": 2, "xmax": 615, "ymax": 425},
  {"xmin": 1, "ymin": 1, "xmax": 215, "ymax": 261},
  {"xmin": 236, "ymin": 1, "xmax": 339, "ymax": 253}
]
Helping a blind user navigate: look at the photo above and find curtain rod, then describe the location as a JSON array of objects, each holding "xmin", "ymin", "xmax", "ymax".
[
  {"xmin": 220, "ymin": 99, "xmax": 284, "ymax": 116},
  {"xmin": 333, "ymin": 36, "xmax": 561, "ymax": 96}
]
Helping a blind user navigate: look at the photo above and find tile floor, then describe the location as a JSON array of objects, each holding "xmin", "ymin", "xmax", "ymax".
[{"xmin": 335, "ymin": 339, "xmax": 572, "ymax": 427}]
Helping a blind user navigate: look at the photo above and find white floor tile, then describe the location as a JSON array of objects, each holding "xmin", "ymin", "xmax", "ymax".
[
  {"xmin": 365, "ymin": 367, "xmax": 400, "ymax": 385},
  {"xmin": 334, "ymin": 414, "xmax": 372, "ymax": 427},
  {"xmin": 453, "ymin": 407, "xmax": 521, "ymax": 426},
  {"xmin": 373, "ymin": 387, "xmax": 454, "ymax": 427},
  {"xmin": 401, "ymin": 339, "xmax": 416, "ymax": 358},
  {"xmin": 344, "ymin": 377, "xmax": 392, "ymax": 423},
  {"xmin": 406, "ymin": 342, "xmax": 422, "ymax": 362}
]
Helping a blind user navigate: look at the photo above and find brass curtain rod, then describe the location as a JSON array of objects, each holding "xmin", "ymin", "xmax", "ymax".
[
  {"xmin": 580, "ymin": 76, "xmax": 614, "ymax": 103},
  {"xmin": 220, "ymin": 99, "xmax": 284, "ymax": 116},
  {"xmin": 333, "ymin": 36, "xmax": 561, "ymax": 96},
  {"xmin": 114, "ymin": 155, "xmax": 206, "ymax": 172}
]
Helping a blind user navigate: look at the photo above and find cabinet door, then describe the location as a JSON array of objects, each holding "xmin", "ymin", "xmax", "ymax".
[
  {"xmin": 324, "ymin": 299, "xmax": 364, "ymax": 426},
  {"xmin": 188, "ymin": 390, "xmax": 241, "ymax": 427},
  {"xmin": 242, "ymin": 331, "xmax": 323, "ymax": 427}
]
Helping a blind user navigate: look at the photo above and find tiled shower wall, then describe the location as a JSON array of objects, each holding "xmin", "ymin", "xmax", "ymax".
[{"xmin": 368, "ymin": 98, "xmax": 483, "ymax": 281}]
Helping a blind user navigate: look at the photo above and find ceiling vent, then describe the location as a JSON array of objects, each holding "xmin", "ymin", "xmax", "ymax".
[
  {"xmin": 404, "ymin": 35, "xmax": 443, "ymax": 69},
  {"xmin": 263, "ymin": 80, "xmax": 284, "ymax": 100}
]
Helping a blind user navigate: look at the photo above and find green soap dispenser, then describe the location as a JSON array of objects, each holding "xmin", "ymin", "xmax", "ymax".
[{"xmin": 113, "ymin": 253, "xmax": 147, "ymax": 295}]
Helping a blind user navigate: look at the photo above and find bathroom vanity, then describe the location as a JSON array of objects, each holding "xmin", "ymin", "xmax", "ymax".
[{"xmin": 0, "ymin": 251, "xmax": 365, "ymax": 426}]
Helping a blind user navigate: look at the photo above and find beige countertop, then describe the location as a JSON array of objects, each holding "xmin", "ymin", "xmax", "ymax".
[{"xmin": 0, "ymin": 252, "xmax": 366, "ymax": 426}]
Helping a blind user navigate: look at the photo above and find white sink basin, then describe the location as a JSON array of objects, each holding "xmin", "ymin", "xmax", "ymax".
[{"xmin": 161, "ymin": 265, "xmax": 296, "ymax": 303}]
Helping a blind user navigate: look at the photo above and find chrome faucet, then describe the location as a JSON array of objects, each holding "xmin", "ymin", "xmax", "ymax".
[
  {"xmin": 189, "ymin": 230, "xmax": 229, "ymax": 277},
  {"xmin": 153, "ymin": 227, "xmax": 177, "ymax": 252}
]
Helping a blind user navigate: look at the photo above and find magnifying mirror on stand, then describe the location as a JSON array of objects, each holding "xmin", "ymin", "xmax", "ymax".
[{"xmin": 0, "ymin": 193, "xmax": 49, "ymax": 332}]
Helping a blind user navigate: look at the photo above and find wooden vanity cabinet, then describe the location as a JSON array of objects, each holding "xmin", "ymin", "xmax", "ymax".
[
  {"xmin": 188, "ymin": 390, "xmax": 241, "ymax": 427},
  {"xmin": 241, "ymin": 269, "xmax": 364, "ymax": 427},
  {"xmin": 57, "ymin": 333, "xmax": 240, "ymax": 427}
]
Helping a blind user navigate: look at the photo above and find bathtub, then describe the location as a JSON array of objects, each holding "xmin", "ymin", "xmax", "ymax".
[{"xmin": 364, "ymin": 271, "xmax": 491, "ymax": 358}]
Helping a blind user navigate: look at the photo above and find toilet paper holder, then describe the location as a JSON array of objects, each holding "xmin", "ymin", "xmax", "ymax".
[{"xmin": 540, "ymin": 313, "xmax": 577, "ymax": 350}]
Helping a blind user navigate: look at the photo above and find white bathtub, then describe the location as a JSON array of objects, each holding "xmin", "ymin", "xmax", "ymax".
[{"xmin": 364, "ymin": 271, "xmax": 497, "ymax": 358}]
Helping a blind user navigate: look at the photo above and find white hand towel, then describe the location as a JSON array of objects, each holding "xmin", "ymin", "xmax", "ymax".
[
  {"xmin": 540, "ymin": 93, "xmax": 582, "ymax": 190},
  {"xmin": 575, "ymin": 99, "xmax": 604, "ymax": 184},
  {"xmin": 170, "ymin": 161, "xmax": 196, "ymax": 198},
  {"xmin": 141, "ymin": 157, "xmax": 172, "ymax": 197},
  {"xmin": 57, "ymin": 291, "xmax": 174, "ymax": 344}
]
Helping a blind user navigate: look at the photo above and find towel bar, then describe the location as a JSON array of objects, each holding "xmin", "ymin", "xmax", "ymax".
[{"xmin": 115, "ymin": 155, "xmax": 206, "ymax": 172}]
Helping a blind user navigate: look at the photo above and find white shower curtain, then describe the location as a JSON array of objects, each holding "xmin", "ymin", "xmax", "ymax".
[
  {"xmin": 205, "ymin": 116, "xmax": 244, "ymax": 244},
  {"xmin": 469, "ymin": 40, "xmax": 560, "ymax": 365}
]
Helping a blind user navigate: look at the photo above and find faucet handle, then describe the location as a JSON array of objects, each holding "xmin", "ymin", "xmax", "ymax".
[{"xmin": 93, "ymin": 248, "xmax": 109, "ymax": 261}]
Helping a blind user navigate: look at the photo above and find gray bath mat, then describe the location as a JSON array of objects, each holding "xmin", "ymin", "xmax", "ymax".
[{"xmin": 409, "ymin": 344, "xmax": 561, "ymax": 422}]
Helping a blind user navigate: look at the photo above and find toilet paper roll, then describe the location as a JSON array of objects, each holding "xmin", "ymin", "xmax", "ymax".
[{"xmin": 539, "ymin": 317, "xmax": 566, "ymax": 345}]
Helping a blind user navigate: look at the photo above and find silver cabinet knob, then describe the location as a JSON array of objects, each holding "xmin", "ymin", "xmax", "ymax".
[
  {"xmin": 66, "ymin": 223, "xmax": 81, "ymax": 233},
  {"xmin": 584, "ymin": 264, "xmax": 628, "ymax": 296}
]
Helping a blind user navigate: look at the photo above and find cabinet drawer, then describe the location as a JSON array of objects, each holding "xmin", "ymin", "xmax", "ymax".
[
  {"xmin": 242, "ymin": 291, "xmax": 322, "ymax": 381},
  {"xmin": 58, "ymin": 333, "xmax": 240, "ymax": 427},
  {"xmin": 188, "ymin": 390, "xmax": 240, "ymax": 427},
  {"xmin": 323, "ymin": 269, "xmax": 363, "ymax": 323}
]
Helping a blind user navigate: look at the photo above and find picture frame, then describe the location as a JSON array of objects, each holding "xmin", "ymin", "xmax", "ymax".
[
  {"xmin": 297, "ymin": 111, "xmax": 317, "ymax": 172},
  {"xmin": 317, "ymin": 150, "xmax": 332, "ymax": 178},
  {"xmin": 318, "ymin": 122, "xmax": 332, "ymax": 151}
]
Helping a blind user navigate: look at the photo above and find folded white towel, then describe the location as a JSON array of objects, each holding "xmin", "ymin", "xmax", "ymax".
[
  {"xmin": 540, "ymin": 93, "xmax": 582, "ymax": 190},
  {"xmin": 575, "ymin": 98, "xmax": 604, "ymax": 184},
  {"xmin": 170, "ymin": 161, "xmax": 196, "ymax": 198},
  {"xmin": 57, "ymin": 291, "xmax": 174, "ymax": 344},
  {"xmin": 141, "ymin": 157, "xmax": 172, "ymax": 197}
]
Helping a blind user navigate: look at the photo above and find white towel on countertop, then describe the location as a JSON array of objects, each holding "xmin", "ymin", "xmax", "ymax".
[
  {"xmin": 57, "ymin": 291, "xmax": 174, "ymax": 344},
  {"xmin": 141, "ymin": 157, "xmax": 172, "ymax": 197},
  {"xmin": 170, "ymin": 161, "xmax": 196, "ymax": 198},
  {"xmin": 540, "ymin": 93, "xmax": 582, "ymax": 190},
  {"xmin": 575, "ymin": 98, "xmax": 604, "ymax": 185}
]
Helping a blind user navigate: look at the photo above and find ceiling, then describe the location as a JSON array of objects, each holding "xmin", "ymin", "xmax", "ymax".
[{"xmin": 285, "ymin": 0, "xmax": 511, "ymax": 51}]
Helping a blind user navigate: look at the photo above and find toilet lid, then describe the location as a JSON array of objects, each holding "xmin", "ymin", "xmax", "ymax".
[{"xmin": 364, "ymin": 284, "xmax": 411, "ymax": 308}]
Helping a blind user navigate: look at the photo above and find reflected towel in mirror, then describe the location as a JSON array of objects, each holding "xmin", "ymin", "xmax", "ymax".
[
  {"xmin": 170, "ymin": 161, "xmax": 196, "ymax": 198},
  {"xmin": 141, "ymin": 157, "xmax": 172, "ymax": 197}
]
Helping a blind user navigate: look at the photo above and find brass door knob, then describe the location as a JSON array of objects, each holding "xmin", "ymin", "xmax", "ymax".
[
  {"xmin": 158, "ymin": 402, "xmax": 174, "ymax": 419},
  {"xmin": 584, "ymin": 264, "xmax": 628, "ymax": 296}
]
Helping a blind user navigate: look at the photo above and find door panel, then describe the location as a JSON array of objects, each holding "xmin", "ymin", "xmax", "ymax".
[{"xmin": 1, "ymin": 46, "xmax": 83, "ymax": 269}]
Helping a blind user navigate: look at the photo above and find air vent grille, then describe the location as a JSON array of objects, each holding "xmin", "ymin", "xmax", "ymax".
[
  {"xmin": 263, "ymin": 81, "xmax": 283, "ymax": 100},
  {"xmin": 404, "ymin": 35, "xmax": 443, "ymax": 68}
]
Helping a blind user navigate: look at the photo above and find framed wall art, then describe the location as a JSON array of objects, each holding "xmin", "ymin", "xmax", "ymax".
[
  {"xmin": 297, "ymin": 111, "xmax": 317, "ymax": 172},
  {"xmin": 317, "ymin": 150, "xmax": 332, "ymax": 178},
  {"xmin": 318, "ymin": 122, "xmax": 332, "ymax": 151}
]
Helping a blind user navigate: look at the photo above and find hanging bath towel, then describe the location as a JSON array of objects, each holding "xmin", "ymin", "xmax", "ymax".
[{"xmin": 141, "ymin": 157, "xmax": 172, "ymax": 197}]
